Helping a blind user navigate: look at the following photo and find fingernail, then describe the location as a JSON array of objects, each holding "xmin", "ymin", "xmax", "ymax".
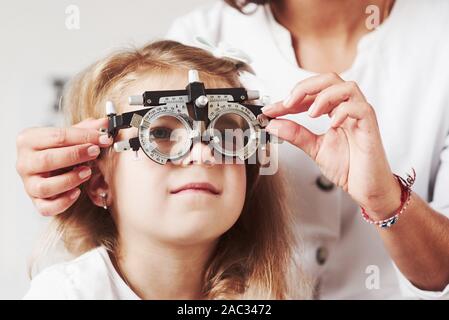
[
  {"xmin": 99, "ymin": 134, "xmax": 112, "ymax": 145},
  {"xmin": 261, "ymin": 105, "xmax": 273, "ymax": 113},
  {"xmin": 70, "ymin": 189, "xmax": 81, "ymax": 200},
  {"xmin": 308, "ymin": 103, "xmax": 317, "ymax": 116},
  {"xmin": 265, "ymin": 122, "xmax": 272, "ymax": 132},
  {"xmin": 265, "ymin": 120, "xmax": 277, "ymax": 132},
  {"xmin": 87, "ymin": 145, "xmax": 100, "ymax": 157},
  {"xmin": 283, "ymin": 94, "xmax": 292, "ymax": 106},
  {"xmin": 78, "ymin": 167, "xmax": 92, "ymax": 180}
]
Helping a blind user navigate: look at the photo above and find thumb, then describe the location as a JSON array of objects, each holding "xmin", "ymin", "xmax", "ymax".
[{"xmin": 266, "ymin": 119, "xmax": 319, "ymax": 159}]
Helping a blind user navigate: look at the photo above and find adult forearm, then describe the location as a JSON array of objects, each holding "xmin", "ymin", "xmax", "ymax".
[{"xmin": 377, "ymin": 192, "xmax": 449, "ymax": 291}]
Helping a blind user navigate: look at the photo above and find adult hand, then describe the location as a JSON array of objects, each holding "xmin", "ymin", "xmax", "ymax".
[
  {"xmin": 262, "ymin": 73, "xmax": 401, "ymax": 220},
  {"xmin": 16, "ymin": 118, "xmax": 113, "ymax": 216}
]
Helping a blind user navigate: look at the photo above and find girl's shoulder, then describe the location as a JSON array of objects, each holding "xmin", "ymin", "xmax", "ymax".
[{"xmin": 23, "ymin": 247, "xmax": 118, "ymax": 300}]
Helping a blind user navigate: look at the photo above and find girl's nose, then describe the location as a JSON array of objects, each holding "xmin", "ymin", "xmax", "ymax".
[{"xmin": 180, "ymin": 141, "xmax": 216, "ymax": 167}]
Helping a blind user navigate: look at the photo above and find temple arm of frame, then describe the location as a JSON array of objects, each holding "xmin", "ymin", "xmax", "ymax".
[
  {"xmin": 113, "ymin": 137, "xmax": 140, "ymax": 152},
  {"xmin": 107, "ymin": 108, "xmax": 150, "ymax": 138},
  {"xmin": 241, "ymin": 103, "xmax": 278, "ymax": 144},
  {"xmin": 241, "ymin": 103, "xmax": 266, "ymax": 117}
]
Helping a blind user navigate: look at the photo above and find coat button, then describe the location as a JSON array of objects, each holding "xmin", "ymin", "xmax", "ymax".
[
  {"xmin": 316, "ymin": 246, "xmax": 329, "ymax": 266},
  {"xmin": 316, "ymin": 174, "xmax": 335, "ymax": 191}
]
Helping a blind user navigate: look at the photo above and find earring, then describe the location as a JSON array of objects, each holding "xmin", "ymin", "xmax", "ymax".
[{"xmin": 100, "ymin": 192, "xmax": 108, "ymax": 210}]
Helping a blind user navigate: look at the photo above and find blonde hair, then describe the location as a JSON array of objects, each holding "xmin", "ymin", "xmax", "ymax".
[{"xmin": 33, "ymin": 40, "xmax": 310, "ymax": 299}]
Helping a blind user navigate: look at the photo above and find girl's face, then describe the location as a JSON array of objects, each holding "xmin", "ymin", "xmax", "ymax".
[{"xmin": 104, "ymin": 72, "xmax": 246, "ymax": 246}]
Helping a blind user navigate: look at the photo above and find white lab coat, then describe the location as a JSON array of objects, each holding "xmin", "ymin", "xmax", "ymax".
[{"xmin": 166, "ymin": 0, "xmax": 449, "ymax": 299}]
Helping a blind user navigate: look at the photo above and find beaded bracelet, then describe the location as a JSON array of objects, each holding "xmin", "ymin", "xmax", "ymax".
[{"xmin": 361, "ymin": 169, "xmax": 416, "ymax": 229}]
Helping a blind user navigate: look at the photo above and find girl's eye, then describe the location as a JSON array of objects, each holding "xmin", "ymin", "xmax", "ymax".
[{"xmin": 150, "ymin": 127, "xmax": 172, "ymax": 140}]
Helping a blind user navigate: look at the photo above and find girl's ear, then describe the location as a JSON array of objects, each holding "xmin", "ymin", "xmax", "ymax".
[{"xmin": 85, "ymin": 161, "xmax": 111, "ymax": 209}]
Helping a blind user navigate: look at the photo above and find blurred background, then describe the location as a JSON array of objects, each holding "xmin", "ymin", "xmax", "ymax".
[{"xmin": 0, "ymin": 0, "xmax": 210, "ymax": 299}]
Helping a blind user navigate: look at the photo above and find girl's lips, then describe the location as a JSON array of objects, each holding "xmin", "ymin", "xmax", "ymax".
[{"xmin": 170, "ymin": 182, "xmax": 221, "ymax": 195}]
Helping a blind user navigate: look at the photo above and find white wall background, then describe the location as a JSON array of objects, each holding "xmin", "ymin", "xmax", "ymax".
[{"xmin": 0, "ymin": 0, "xmax": 211, "ymax": 299}]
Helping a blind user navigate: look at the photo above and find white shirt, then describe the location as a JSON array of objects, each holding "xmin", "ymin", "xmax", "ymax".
[
  {"xmin": 24, "ymin": 247, "xmax": 139, "ymax": 300},
  {"xmin": 166, "ymin": 0, "xmax": 449, "ymax": 299}
]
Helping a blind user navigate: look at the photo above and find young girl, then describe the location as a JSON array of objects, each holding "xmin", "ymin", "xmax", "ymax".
[{"xmin": 24, "ymin": 40, "xmax": 309, "ymax": 299}]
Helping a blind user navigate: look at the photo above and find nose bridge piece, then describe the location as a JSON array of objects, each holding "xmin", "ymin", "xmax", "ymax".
[
  {"xmin": 180, "ymin": 120, "xmax": 215, "ymax": 167},
  {"xmin": 190, "ymin": 120, "xmax": 208, "ymax": 143}
]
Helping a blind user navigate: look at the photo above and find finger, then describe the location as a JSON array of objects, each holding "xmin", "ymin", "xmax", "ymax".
[
  {"xmin": 262, "ymin": 73, "xmax": 344, "ymax": 118},
  {"xmin": 266, "ymin": 119, "xmax": 319, "ymax": 159},
  {"xmin": 309, "ymin": 81, "xmax": 366, "ymax": 118},
  {"xmin": 330, "ymin": 102, "xmax": 376, "ymax": 129},
  {"xmin": 73, "ymin": 118, "xmax": 112, "ymax": 146},
  {"xmin": 26, "ymin": 166, "xmax": 92, "ymax": 199},
  {"xmin": 262, "ymin": 94, "xmax": 317, "ymax": 117},
  {"xmin": 17, "ymin": 125, "xmax": 112, "ymax": 150},
  {"xmin": 27, "ymin": 143, "xmax": 101, "ymax": 174},
  {"xmin": 73, "ymin": 117, "xmax": 108, "ymax": 130},
  {"xmin": 33, "ymin": 188, "xmax": 81, "ymax": 216}
]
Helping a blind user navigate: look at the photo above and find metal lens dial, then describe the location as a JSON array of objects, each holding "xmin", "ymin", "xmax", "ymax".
[
  {"xmin": 212, "ymin": 113, "xmax": 250, "ymax": 153},
  {"xmin": 149, "ymin": 115, "xmax": 190, "ymax": 156},
  {"xmin": 139, "ymin": 105, "xmax": 192, "ymax": 164},
  {"xmin": 209, "ymin": 106, "xmax": 259, "ymax": 160}
]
